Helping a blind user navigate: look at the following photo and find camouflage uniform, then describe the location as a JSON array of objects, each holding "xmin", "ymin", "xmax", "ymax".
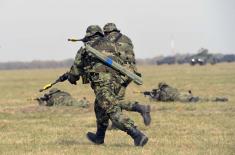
[
  {"xmin": 69, "ymin": 25, "xmax": 148, "ymax": 146},
  {"xmin": 36, "ymin": 88, "xmax": 89, "ymax": 108},
  {"xmin": 103, "ymin": 23, "xmax": 136, "ymax": 69},
  {"xmin": 149, "ymin": 82, "xmax": 228, "ymax": 102},
  {"xmin": 103, "ymin": 23, "xmax": 150, "ymax": 127},
  {"xmin": 103, "ymin": 23, "xmax": 136, "ymax": 98}
]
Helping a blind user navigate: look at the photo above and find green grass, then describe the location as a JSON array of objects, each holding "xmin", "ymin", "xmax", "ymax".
[{"xmin": 0, "ymin": 63, "xmax": 235, "ymax": 155}]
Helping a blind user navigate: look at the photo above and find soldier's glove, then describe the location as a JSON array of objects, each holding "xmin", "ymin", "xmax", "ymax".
[
  {"xmin": 59, "ymin": 73, "xmax": 69, "ymax": 82},
  {"xmin": 68, "ymin": 74, "xmax": 80, "ymax": 85},
  {"xmin": 144, "ymin": 92, "xmax": 151, "ymax": 96},
  {"xmin": 43, "ymin": 95, "xmax": 49, "ymax": 101}
]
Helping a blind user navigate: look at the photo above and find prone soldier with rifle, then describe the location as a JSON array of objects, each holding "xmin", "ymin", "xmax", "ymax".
[
  {"xmin": 136, "ymin": 82, "xmax": 228, "ymax": 103},
  {"xmin": 102, "ymin": 23, "xmax": 151, "ymax": 127},
  {"xmin": 36, "ymin": 88, "xmax": 89, "ymax": 108}
]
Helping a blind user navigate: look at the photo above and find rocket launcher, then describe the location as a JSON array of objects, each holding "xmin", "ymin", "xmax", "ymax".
[{"xmin": 85, "ymin": 45, "xmax": 143, "ymax": 85}]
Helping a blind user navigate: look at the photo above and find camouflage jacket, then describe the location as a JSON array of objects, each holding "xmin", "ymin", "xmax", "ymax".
[
  {"xmin": 69, "ymin": 36, "xmax": 123, "ymax": 87},
  {"xmin": 157, "ymin": 84, "xmax": 181, "ymax": 101},
  {"xmin": 104, "ymin": 31, "xmax": 136, "ymax": 68}
]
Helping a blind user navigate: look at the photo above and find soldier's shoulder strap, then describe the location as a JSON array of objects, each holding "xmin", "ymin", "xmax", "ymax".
[
  {"xmin": 90, "ymin": 38, "xmax": 101, "ymax": 47},
  {"xmin": 114, "ymin": 33, "xmax": 123, "ymax": 43}
]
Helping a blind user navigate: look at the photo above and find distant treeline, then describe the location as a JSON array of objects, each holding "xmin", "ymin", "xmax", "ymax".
[
  {"xmin": 0, "ymin": 59, "xmax": 74, "ymax": 70},
  {"xmin": 1, "ymin": 53, "xmax": 235, "ymax": 70},
  {"xmin": 137, "ymin": 53, "xmax": 235, "ymax": 65}
]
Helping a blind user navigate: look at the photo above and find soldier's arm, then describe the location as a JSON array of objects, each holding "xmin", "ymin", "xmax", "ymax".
[
  {"xmin": 69, "ymin": 47, "xmax": 83, "ymax": 75},
  {"xmin": 36, "ymin": 94, "xmax": 49, "ymax": 102},
  {"xmin": 143, "ymin": 91, "xmax": 151, "ymax": 96},
  {"xmin": 67, "ymin": 47, "xmax": 85, "ymax": 84}
]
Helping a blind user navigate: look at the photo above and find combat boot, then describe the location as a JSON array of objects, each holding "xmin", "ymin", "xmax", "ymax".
[
  {"xmin": 86, "ymin": 126, "xmax": 107, "ymax": 144},
  {"xmin": 127, "ymin": 127, "xmax": 148, "ymax": 146},
  {"xmin": 132, "ymin": 103, "xmax": 151, "ymax": 126}
]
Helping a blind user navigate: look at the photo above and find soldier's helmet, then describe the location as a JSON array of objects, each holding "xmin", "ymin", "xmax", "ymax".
[
  {"xmin": 103, "ymin": 23, "xmax": 120, "ymax": 33},
  {"xmin": 49, "ymin": 88, "xmax": 60, "ymax": 94},
  {"xmin": 85, "ymin": 25, "xmax": 104, "ymax": 37},
  {"xmin": 158, "ymin": 82, "xmax": 168, "ymax": 89}
]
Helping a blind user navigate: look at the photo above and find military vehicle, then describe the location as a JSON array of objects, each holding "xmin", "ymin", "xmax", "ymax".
[
  {"xmin": 221, "ymin": 54, "xmax": 235, "ymax": 63},
  {"xmin": 156, "ymin": 54, "xmax": 194, "ymax": 65},
  {"xmin": 156, "ymin": 56, "xmax": 176, "ymax": 65},
  {"xmin": 189, "ymin": 48, "xmax": 218, "ymax": 65}
]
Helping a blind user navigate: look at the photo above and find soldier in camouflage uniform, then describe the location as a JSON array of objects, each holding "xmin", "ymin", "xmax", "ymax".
[
  {"xmin": 67, "ymin": 25, "xmax": 148, "ymax": 146},
  {"xmin": 103, "ymin": 23, "xmax": 136, "ymax": 70},
  {"xmin": 103, "ymin": 23, "xmax": 151, "ymax": 126},
  {"xmin": 36, "ymin": 88, "xmax": 89, "ymax": 108},
  {"xmin": 146, "ymin": 82, "xmax": 228, "ymax": 102}
]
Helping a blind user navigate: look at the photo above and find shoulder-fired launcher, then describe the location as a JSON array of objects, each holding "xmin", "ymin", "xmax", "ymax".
[{"xmin": 85, "ymin": 45, "xmax": 143, "ymax": 85}]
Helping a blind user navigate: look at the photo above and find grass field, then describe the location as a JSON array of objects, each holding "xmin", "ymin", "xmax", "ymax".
[{"xmin": 0, "ymin": 63, "xmax": 235, "ymax": 155}]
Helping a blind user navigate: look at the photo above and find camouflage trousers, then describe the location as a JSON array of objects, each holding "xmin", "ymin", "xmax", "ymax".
[
  {"xmin": 91, "ymin": 73, "xmax": 135, "ymax": 132},
  {"xmin": 115, "ymin": 82, "xmax": 137, "ymax": 111}
]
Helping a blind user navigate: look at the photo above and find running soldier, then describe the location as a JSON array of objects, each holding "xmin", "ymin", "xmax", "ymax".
[
  {"xmin": 67, "ymin": 25, "xmax": 148, "ymax": 146},
  {"xmin": 103, "ymin": 23, "xmax": 151, "ymax": 126}
]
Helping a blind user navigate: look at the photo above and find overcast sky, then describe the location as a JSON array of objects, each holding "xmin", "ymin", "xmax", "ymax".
[{"xmin": 0, "ymin": 0, "xmax": 234, "ymax": 62}]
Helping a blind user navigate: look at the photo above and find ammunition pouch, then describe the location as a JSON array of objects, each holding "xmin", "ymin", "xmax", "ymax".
[{"xmin": 58, "ymin": 73, "xmax": 69, "ymax": 82}]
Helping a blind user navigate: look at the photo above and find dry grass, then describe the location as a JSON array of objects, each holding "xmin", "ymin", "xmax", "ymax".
[{"xmin": 0, "ymin": 63, "xmax": 235, "ymax": 155}]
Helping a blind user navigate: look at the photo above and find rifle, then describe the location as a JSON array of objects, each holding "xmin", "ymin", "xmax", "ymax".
[
  {"xmin": 36, "ymin": 89, "xmax": 61, "ymax": 100},
  {"xmin": 35, "ymin": 89, "xmax": 61, "ymax": 106},
  {"xmin": 133, "ymin": 91, "xmax": 152, "ymax": 96},
  {"xmin": 134, "ymin": 89, "xmax": 159, "ymax": 98},
  {"xmin": 68, "ymin": 37, "xmax": 90, "ymax": 43},
  {"xmin": 35, "ymin": 96, "xmax": 48, "ymax": 102},
  {"xmin": 39, "ymin": 73, "xmax": 69, "ymax": 92}
]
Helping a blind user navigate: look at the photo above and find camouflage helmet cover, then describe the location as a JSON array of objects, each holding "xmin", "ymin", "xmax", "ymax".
[
  {"xmin": 49, "ymin": 88, "xmax": 60, "ymax": 94},
  {"xmin": 85, "ymin": 25, "xmax": 104, "ymax": 37},
  {"xmin": 158, "ymin": 82, "xmax": 168, "ymax": 89},
  {"xmin": 103, "ymin": 23, "xmax": 120, "ymax": 33}
]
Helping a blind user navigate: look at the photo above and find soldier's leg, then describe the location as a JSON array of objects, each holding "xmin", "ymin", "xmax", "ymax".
[
  {"xmin": 107, "ymin": 104, "xmax": 148, "ymax": 146},
  {"xmin": 96, "ymin": 87, "xmax": 148, "ymax": 146},
  {"xmin": 87, "ymin": 99, "xmax": 109, "ymax": 144},
  {"xmin": 118, "ymin": 100, "xmax": 151, "ymax": 126},
  {"xmin": 211, "ymin": 97, "xmax": 228, "ymax": 102},
  {"xmin": 90, "ymin": 74, "xmax": 149, "ymax": 146},
  {"xmin": 196, "ymin": 97, "xmax": 228, "ymax": 102},
  {"xmin": 177, "ymin": 93, "xmax": 200, "ymax": 103},
  {"xmin": 117, "ymin": 86, "xmax": 151, "ymax": 126}
]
